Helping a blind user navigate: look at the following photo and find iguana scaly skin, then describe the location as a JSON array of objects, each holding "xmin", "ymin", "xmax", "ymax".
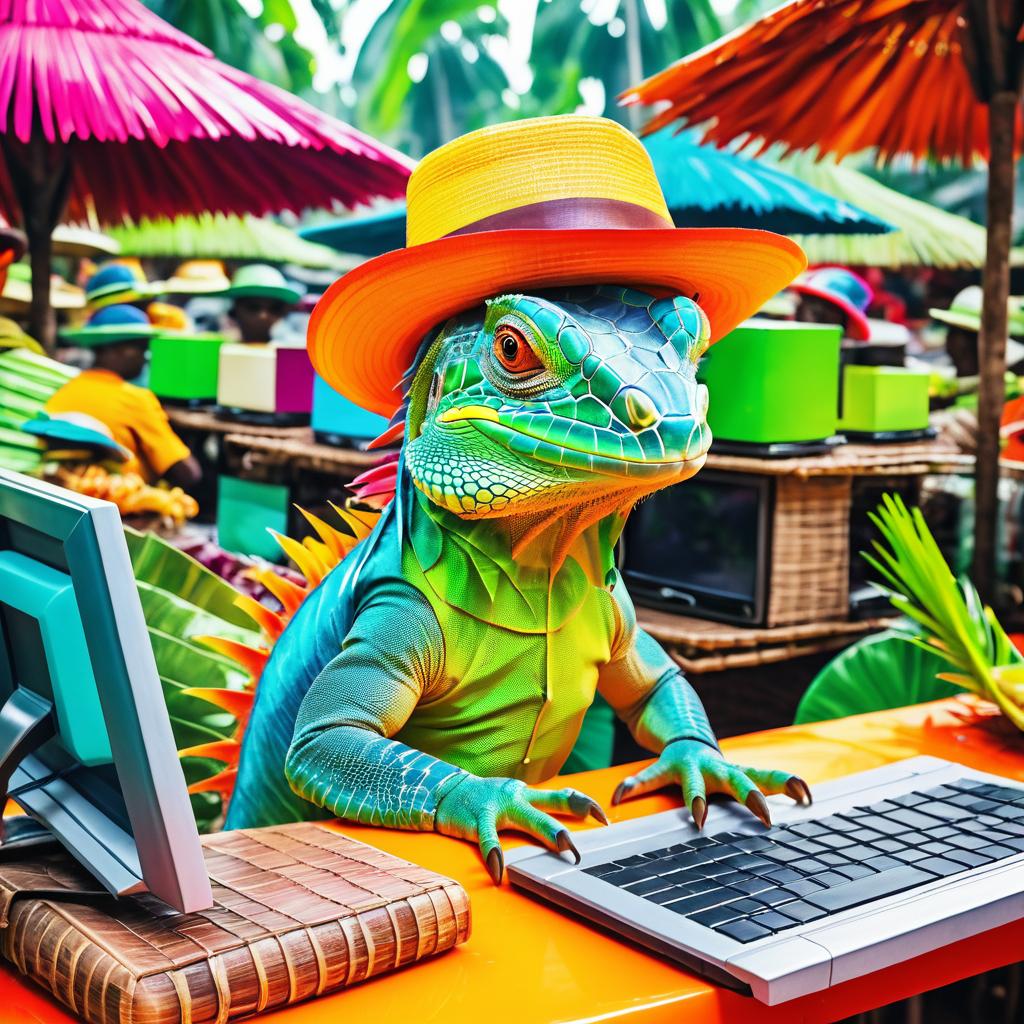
[{"xmin": 209, "ymin": 286, "xmax": 810, "ymax": 882}]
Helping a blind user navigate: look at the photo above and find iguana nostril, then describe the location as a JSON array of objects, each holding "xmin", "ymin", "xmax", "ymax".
[{"xmin": 624, "ymin": 389, "xmax": 657, "ymax": 430}]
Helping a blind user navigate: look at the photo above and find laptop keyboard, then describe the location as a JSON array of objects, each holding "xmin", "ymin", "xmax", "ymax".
[{"xmin": 583, "ymin": 777, "xmax": 1024, "ymax": 943}]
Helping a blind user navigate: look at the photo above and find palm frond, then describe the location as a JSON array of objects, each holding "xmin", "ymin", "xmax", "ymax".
[{"xmin": 863, "ymin": 494, "xmax": 1024, "ymax": 731}]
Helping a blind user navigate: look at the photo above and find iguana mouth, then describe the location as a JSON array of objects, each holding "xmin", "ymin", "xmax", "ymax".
[{"xmin": 437, "ymin": 404, "xmax": 708, "ymax": 480}]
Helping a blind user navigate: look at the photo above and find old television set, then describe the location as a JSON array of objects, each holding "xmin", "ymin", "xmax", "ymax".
[{"xmin": 620, "ymin": 470, "xmax": 771, "ymax": 626}]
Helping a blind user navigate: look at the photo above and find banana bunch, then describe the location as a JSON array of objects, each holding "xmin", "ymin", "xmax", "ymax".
[{"xmin": 52, "ymin": 464, "xmax": 199, "ymax": 528}]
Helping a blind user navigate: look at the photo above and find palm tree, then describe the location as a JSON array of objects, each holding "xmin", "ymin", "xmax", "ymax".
[
  {"xmin": 524, "ymin": 0, "xmax": 723, "ymax": 129},
  {"xmin": 143, "ymin": 0, "xmax": 321, "ymax": 94},
  {"xmin": 348, "ymin": 2, "xmax": 514, "ymax": 156}
]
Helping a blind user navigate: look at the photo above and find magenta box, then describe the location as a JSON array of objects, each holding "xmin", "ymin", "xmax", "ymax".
[{"xmin": 274, "ymin": 346, "xmax": 315, "ymax": 414}]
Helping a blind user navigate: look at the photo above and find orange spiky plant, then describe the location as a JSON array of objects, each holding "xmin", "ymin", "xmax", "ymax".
[{"xmin": 178, "ymin": 503, "xmax": 381, "ymax": 813}]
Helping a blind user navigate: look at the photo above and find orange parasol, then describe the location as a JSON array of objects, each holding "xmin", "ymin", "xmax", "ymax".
[{"xmin": 625, "ymin": 0, "xmax": 1023, "ymax": 601}]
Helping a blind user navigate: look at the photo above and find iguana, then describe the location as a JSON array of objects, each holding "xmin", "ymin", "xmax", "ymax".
[{"xmin": 189, "ymin": 285, "xmax": 810, "ymax": 882}]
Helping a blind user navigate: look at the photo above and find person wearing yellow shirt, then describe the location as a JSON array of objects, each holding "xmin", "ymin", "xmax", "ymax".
[{"xmin": 47, "ymin": 305, "xmax": 201, "ymax": 490}]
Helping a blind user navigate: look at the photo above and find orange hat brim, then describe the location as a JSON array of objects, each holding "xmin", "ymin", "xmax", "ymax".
[{"xmin": 308, "ymin": 227, "xmax": 807, "ymax": 416}]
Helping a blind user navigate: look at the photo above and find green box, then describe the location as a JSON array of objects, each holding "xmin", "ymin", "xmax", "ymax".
[
  {"xmin": 697, "ymin": 320, "xmax": 841, "ymax": 443},
  {"xmin": 839, "ymin": 365, "xmax": 930, "ymax": 433},
  {"xmin": 217, "ymin": 475, "xmax": 290, "ymax": 562},
  {"xmin": 149, "ymin": 333, "xmax": 227, "ymax": 401}
]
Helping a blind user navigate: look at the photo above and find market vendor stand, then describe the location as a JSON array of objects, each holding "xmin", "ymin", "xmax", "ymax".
[
  {"xmin": 626, "ymin": 438, "xmax": 973, "ymax": 736},
  {"xmin": 0, "ymin": 695, "xmax": 1018, "ymax": 1024}
]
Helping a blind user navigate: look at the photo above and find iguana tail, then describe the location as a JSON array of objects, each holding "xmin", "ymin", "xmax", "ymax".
[{"xmin": 179, "ymin": 503, "xmax": 382, "ymax": 809}]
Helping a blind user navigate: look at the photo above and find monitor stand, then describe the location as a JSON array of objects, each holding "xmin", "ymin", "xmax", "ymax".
[
  {"xmin": 0, "ymin": 689, "xmax": 57, "ymax": 852},
  {"xmin": 710, "ymin": 435, "xmax": 847, "ymax": 459}
]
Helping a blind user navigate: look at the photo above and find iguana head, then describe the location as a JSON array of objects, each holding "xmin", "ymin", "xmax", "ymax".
[{"xmin": 402, "ymin": 286, "xmax": 712, "ymax": 519}]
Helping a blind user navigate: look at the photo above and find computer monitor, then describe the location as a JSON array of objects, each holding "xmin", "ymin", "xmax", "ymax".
[
  {"xmin": 620, "ymin": 471, "xmax": 771, "ymax": 625},
  {"xmin": 0, "ymin": 469, "xmax": 212, "ymax": 913}
]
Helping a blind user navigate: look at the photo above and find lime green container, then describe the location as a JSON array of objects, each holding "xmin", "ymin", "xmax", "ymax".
[
  {"xmin": 697, "ymin": 319, "xmax": 841, "ymax": 443},
  {"xmin": 839, "ymin": 365, "xmax": 930, "ymax": 433},
  {"xmin": 148, "ymin": 332, "xmax": 227, "ymax": 401}
]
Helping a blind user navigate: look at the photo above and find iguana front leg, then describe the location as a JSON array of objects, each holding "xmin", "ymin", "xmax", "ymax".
[
  {"xmin": 284, "ymin": 587, "xmax": 606, "ymax": 882},
  {"xmin": 601, "ymin": 586, "xmax": 811, "ymax": 827}
]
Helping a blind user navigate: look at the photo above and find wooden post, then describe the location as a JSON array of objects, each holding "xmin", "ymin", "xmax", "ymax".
[
  {"xmin": 0, "ymin": 135, "xmax": 72, "ymax": 352},
  {"xmin": 972, "ymin": 91, "xmax": 1018, "ymax": 603}
]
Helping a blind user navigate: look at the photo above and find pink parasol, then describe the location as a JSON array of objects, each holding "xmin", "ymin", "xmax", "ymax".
[{"xmin": 0, "ymin": 0, "xmax": 413, "ymax": 345}]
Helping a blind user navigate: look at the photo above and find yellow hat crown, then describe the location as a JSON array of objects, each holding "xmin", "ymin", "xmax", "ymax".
[{"xmin": 405, "ymin": 115, "xmax": 673, "ymax": 247}]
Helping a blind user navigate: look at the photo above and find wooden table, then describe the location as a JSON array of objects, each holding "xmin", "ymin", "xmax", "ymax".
[
  {"xmin": 1, "ymin": 697, "xmax": 1021, "ymax": 1023},
  {"xmin": 222, "ymin": 429, "xmax": 380, "ymax": 475},
  {"xmin": 166, "ymin": 406, "xmax": 310, "ymax": 439}
]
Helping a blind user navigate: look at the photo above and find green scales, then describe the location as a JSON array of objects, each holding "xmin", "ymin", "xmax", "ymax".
[
  {"xmin": 147, "ymin": 332, "xmax": 227, "ymax": 405},
  {"xmin": 698, "ymin": 319, "xmax": 931, "ymax": 452}
]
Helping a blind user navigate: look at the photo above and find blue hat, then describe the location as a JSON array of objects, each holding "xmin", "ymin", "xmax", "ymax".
[
  {"xmin": 22, "ymin": 412, "xmax": 130, "ymax": 461},
  {"xmin": 792, "ymin": 266, "xmax": 873, "ymax": 340},
  {"xmin": 59, "ymin": 304, "xmax": 159, "ymax": 347},
  {"xmin": 85, "ymin": 263, "xmax": 162, "ymax": 308}
]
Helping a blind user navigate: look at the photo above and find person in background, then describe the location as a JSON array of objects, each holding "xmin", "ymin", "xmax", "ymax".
[
  {"xmin": 928, "ymin": 287, "xmax": 1024, "ymax": 455},
  {"xmin": 46, "ymin": 305, "xmax": 201, "ymax": 490},
  {"xmin": 216, "ymin": 264, "xmax": 304, "ymax": 343},
  {"xmin": 790, "ymin": 266, "xmax": 873, "ymax": 341}
]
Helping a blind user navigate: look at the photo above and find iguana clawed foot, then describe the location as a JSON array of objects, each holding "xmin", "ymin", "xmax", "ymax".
[
  {"xmin": 611, "ymin": 738, "xmax": 812, "ymax": 829},
  {"xmin": 435, "ymin": 774, "xmax": 609, "ymax": 884}
]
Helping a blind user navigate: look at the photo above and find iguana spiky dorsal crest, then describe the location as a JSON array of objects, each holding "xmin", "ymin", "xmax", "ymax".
[{"xmin": 180, "ymin": 503, "xmax": 381, "ymax": 802}]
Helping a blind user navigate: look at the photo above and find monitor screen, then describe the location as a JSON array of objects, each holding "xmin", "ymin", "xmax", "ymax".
[
  {"xmin": 0, "ymin": 470, "xmax": 211, "ymax": 912},
  {"xmin": 621, "ymin": 471, "xmax": 770, "ymax": 625}
]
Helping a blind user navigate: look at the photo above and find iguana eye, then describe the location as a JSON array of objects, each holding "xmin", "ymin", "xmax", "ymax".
[{"xmin": 494, "ymin": 325, "xmax": 542, "ymax": 375}]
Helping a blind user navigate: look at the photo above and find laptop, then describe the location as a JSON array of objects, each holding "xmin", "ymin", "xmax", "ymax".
[{"xmin": 506, "ymin": 756, "xmax": 1024, "ymax": 1005}]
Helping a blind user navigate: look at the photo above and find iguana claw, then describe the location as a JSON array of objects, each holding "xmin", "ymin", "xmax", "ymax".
[
  {"xmin": 435, "ymin": 774, "xmax": 603, "ymax": 883},
  {"xmin": 612, "ymin": 739, "xmax": 812, "ymax": 831}
]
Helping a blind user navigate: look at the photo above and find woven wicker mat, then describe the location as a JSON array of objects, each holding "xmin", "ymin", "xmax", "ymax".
[{"xmin": 0, "ymin": 822, "xmax": 470, "ymax": 1024}]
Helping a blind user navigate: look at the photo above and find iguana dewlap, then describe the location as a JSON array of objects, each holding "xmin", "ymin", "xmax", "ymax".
[{"xmin": 208, "ymin": 287, "xmax": 810, "ymax": 881}]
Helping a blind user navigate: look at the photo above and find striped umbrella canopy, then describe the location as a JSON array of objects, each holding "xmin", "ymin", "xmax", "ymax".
[
  {"xmin": 109, "ymin": 214, "xmax": 358, "ymax": 271},
  {"xmin": 624, "ymin": 0, "xmax": 1023, "ymax": 603},
  {"xmin": 0, "ymin": 0, "xmax": 412, "ymax": 347}
]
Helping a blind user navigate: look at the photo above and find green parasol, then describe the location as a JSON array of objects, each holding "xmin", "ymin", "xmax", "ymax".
[
  {"xmin": 777, "ymin": 154, "xmax": 1009, "ymax": 269},
  {"xmin": 108, "ymin": 213, "xmax": 360, "ymax": 271}
]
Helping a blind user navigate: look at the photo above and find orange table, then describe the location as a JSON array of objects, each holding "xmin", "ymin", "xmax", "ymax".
[{"xmin": 2, "ymin": 696, "xmax": 1023, "ymax": 1024}]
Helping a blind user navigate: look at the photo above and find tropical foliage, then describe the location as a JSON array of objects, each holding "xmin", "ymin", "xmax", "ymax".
[
  {"xmin": 125, "ymin": 527, "xmax": 261, "ymax": 831},
  {"xmin": 864, "ymin": 494, "xmax": 1024, "ymax": 731}
]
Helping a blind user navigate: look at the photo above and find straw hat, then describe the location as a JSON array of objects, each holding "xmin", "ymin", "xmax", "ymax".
[
  {"xmin": 59, "ymin": 304, "xmax": 159, "ymax": 347},
  {"xmin": 790, "ymin": 266, "xmax": 872, "ymax": 341},
  {"xmin": 0, "ymin": 263, "xmax": 85, "ymax": 312},
  {"xmin": 217, "ymin": 264, "xmax": 304, "ymax": 305},
  {"xmin": 930, "ymin": 286, "xmax": 1024, "ymax": 338},
  {"xmin": 308, "ymin": 115, "xmax": 806, "ymax": 416},
  {"xmin": 164, "ymin": 259, "xmax": 231, "ymax": 294}
]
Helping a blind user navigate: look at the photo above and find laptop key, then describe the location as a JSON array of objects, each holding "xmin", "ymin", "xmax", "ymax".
[
  {"xmin": 809, "ymin": 870, "xmax": 848, "ymax": 888},
  {"xmin": 751, "ymin": 910, "xmax": 800, "ymax": 932},
  {"xmin": 762, "ymin": 846, "xmax": 804, "ymax": 863},
  {"xmin": 779, "ymin": 900, "xmax": 827, "ymax": 924},
  {"xmin": 758, "ymin": 888, "xmax": 799, "ymax": 908},
  {"xmin": 716, "ymin": 918, "xmax": 772, "ymax": 943},
  {"xmin": 647, "ymin": 886, "xmax": 698, "ymax": 905},
  {"xmin": 918, "ymin": 802, "xmax": 971, "ymax": 822},
  {"xmin": 614, "ymin": 855, "xmax": 653, "ymax": 868},
  {"xmin": 804, "ymin": 866, "xmax": 933, "ymax": 913},
  {"xmin": 917, "ymin": 856, "xmax": 966, "ymax": 877},
  {"xmin": 731, "ymin": 877, "xmax": 773, "ymax": 895},
  {"xmin": 919, "ymin": 842, "xmax": 955, "ymax": 856},
  {"xmin": 785, "ymin": 877, "xmax": 826, "ymax": 897},
  {"xmin": 583, "ymin": 863, "xmax": 621, "ymax": 878},
  {"xmin": 731, "ymin": 836, "xmax": 774, "ymax": 854},
  {"xmin": 863, "ymin": 855, "xmax": 901, "ymax": 872},
  {"xmin": 666, "ymin": 889, "xmax": 740, "ymax": 915},
  {"xmin": 884, "ymin": 808, "xmax": 943, "ymax": 830},
  {"xmin": 873, "ymin": 839, "xmax": 908, "ymax": 854},
  {"xmin": 731, "ymin": 854, "xmax": 774, "ymax": 871},
  {"xmin": 948, "ymin": 833, "xmax": 990, "ymax": 851},
  {"xmin": 626, "ymin": 876, "xmax": 675, "ymax": 896},
  {"xmin": 789, "ymin": 822, "xmax": 830, "ymax": 838},
  {"xmin": 690, "ymin": 903, "xmax": 744, "ymax": 928},
  {"xmin": 605, "ymin": 867, "xmax": 658, "ymax": 886},
  {"xmin": 835, "ymin": 863, "xmax": 874, "ymax": 880},
  {"xmin": 763, "ymin": 867, "xmax": 802, "ymax": 884}
]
